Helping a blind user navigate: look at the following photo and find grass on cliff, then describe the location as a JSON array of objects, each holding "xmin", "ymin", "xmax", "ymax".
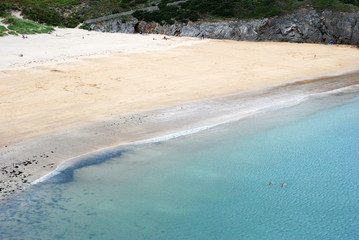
[
  {"xmin": 133, "ymin": 0, "xmax": 359, "ymax": 25},
  {"xmin": 1, "ymin": 0, "xmax": 159, "ymax": 28},
  {"xmin": 1, "ymin": 0, "xmax": 359, "ymax": 29},
  {"xmin": 313, "ymin": 0, "xmax": 359, "ymax": 9},
  {"xmin": 0, "ymin": 16, "xmax": 54, "ymax": 36},
  {"xmin": 0, "ymin": 25, "xmax": 8, "ymax": 36}
]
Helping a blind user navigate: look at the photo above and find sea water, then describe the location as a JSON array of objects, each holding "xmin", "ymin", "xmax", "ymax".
[{"xmin": 0, "ymin": 89, "xmax": 359, "ymax": 239}]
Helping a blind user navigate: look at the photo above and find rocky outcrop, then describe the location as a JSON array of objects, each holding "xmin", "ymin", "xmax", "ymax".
[{"xmin": 88, "ymin": 8, "xmax": 359, "ymax": 45}]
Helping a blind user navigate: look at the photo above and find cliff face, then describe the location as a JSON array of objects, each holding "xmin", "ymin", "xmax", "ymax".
[{"xmin": 89, "ymin": 9, "xmax": 359, "ymax": 45}]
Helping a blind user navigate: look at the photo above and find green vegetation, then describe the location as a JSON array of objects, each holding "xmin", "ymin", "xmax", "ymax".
[
  {"xmin": 0, "ymin": 25, "xmax": 8, "ymax": 36},
  {"xmin": 311, "ymin": 0, "xmax": 357, "ymax": 10},
  {"xmin": 133, "ymin": 5, "xmax": 198, "ymax": 24},
  {"xmin": 0, "ymin": 2, "xmax": 13, "ymax": 17},
  {"xmin": 1, "ymin": 0, "xmax": 159, "ymax": 27},
  {"xmin": 0, "ymin": 16, "xmax": 54, "ymax": 36},
  {"xmin": 0, "ymin": 0, "xmax": 358, "ymax": 30},
  {"xmin": 134, "ymin": 0, "xmax": 359, "ymax": 24},
  {"xmin": 5, "ymin": 16, "xmax": 54, "ymax": 34}
]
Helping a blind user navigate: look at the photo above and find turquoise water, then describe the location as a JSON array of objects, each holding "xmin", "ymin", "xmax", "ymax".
[{"xmin": 1, "ymin": 92, "xmax": 359, "ymax": 239}]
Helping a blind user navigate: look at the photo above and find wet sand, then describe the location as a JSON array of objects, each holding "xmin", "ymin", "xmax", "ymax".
[{"xmin": 1, "ymin": 28, "xmax": 359, "ymax": 200}]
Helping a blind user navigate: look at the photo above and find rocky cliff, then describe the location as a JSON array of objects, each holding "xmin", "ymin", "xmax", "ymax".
[{"xmin": 88, "ymin": 8, "xmax": 359, "ymax": 45}]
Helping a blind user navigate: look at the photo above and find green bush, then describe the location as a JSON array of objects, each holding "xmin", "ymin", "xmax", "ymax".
[
  {"xmin": 22, "ymin": 6, "xmax": 63, "ymax": 26},
  {"xmin": 0, "ymin": 2, "xmax": 12, "ymax": 17},
  {"xmin": 311, "ymin": 0, "xmax": 352, "ymax": 10},
  {"xmin": 4, "ymin": 16, "xmax": 54, "ymax": 34},
  {"xmin": 312, "ymin": 0, "xmax": 337, "ymax": 7},
  {"xmin": 134, "ymin": 0, "xmax": 147, "ymax": 4},
  {"xmin": 8, "ymin": 30, "xmax": 18, "ymax": 35},
  {"xmin": 133, "ymin": 5, "xmax": 199, "ymax": 25},
  {"xmin": 0, "ymin": 25, "xmax": 8, "ymax": 36},
  {"xmin": 340, "ymin": 0, "xmax": 359, "ymax": 6},
  {"xmin": 158, "ymin": 3, "xmax": 167, "ymax": 9}
]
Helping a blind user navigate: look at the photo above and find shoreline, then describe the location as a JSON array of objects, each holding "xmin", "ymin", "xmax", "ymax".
[
  {"xmin": 2, "ymin": 70, "xmax": 359, "ymax": 201},
  {"xmin": 33, "ymin": 79, "xmax": 359, "ymax": 187},
  {"xmin": 32, "ymin": 84, "xmax": 359, "ymax": 188},
  {"xmin": 1, "ymin": 29, "xmax": 359, "ymax": 201},
  {"xmin": 2, "ymin": 41, "xmax": 359, "ymax": 146}
]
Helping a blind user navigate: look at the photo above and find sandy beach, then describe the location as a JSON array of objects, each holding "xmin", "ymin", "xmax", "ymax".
[{"xmin": 1, "ymin": 28, "xmax": 359, "ymax": 200}]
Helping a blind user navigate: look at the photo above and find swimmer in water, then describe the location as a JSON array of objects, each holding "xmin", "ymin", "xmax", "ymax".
[
  {"xmin": 281, "ymin": 183, "xmax": 287, "ymax": 187},
  {"xmin": 269, "ymin": 182, "xmax": 272, "ymax": 185}
]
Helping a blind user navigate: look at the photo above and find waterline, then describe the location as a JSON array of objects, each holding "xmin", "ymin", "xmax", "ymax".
[
  {"xmin": 1, "ymin": 76, "xmax": 359, "ymax": 239},
  {"xmin": 29, "ymin": 75, "xmax": 359, "ymax": 186}
]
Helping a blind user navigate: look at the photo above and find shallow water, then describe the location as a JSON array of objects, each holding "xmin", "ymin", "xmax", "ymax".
[{"xmin": 1, "ymin": 88, "xmax": 359, "ymax": 239}]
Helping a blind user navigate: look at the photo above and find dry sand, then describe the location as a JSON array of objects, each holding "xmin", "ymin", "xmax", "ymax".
[{"xmin": 1, "ymin": 28, "xmax": 359, "ymax": 200}]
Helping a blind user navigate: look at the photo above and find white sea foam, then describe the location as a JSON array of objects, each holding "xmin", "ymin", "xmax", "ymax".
[
  {"xmin": 30, "ymin": 82, "xmax": 359, "ymax": 185},
  {"xmin": 6, "ymin": 85, "xmax": 359, "ymax": 240}
]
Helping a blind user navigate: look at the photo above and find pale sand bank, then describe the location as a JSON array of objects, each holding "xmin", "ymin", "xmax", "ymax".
[
  {"xmin": 1, "ymin": 28, "xmax": 359, "ymax": 200},
  {"xmin": 0, "ymin": 28, "xmax": 202, "ymax": 71}
]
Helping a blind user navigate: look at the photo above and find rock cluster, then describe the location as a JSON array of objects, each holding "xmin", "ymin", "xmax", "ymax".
[
  {"xmin": 0, "ymin": 152, "xmax": 55, "ymax": 200},
  {"xmin": 0, "ymin": 160, "xmax": 35, "ymax": 198},
  {"xmin": 89, "ymin": 8, "xmax": 359, "ymax": 45}
]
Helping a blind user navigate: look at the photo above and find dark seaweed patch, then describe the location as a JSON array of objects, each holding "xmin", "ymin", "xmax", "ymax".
[{"xmin": 44, "ymin": 149, "xmax": 129, "ymax": 184}]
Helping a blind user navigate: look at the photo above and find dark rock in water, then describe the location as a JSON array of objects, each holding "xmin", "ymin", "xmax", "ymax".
[{"xmin": 88, "ymin": 8, "xmax": 359, "ymax": 45}]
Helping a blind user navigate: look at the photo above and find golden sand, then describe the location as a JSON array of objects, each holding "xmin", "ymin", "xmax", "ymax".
[{"xmin": 1, "ymin": 28, "xmax": 359, "ymax": 199}]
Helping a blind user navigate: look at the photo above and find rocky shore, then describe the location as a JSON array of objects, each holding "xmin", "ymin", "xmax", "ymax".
[
  {"xmin": 0, "ymin": 149, "xmax": 56, "ymax": 200},
  {"xmin": 89, "ymin": 8, "xmax": 359, "ymax": 45}
]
